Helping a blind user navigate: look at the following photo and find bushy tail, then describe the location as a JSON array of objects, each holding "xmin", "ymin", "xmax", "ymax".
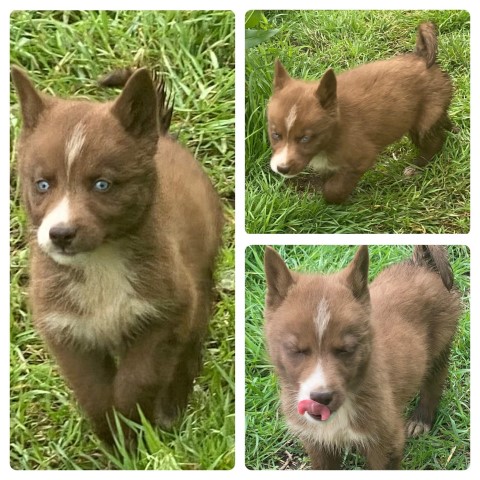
[
  {"xmin": 414, "ymin": 22, "xmax": 438, "ymax": 68},
  {"xmin": 98, "ymin": 67, "xmax": 173, "ymax": 135},
  {"xmin": 412, "ymin": 246, "xmax": 454, "ymax": 290}
]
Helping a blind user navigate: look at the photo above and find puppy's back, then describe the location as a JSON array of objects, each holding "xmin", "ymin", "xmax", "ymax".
[
  {"xmin": 369, "ymin": 247, "xmax": 461, "ymax": 405},
  {"xmin": 155, "ymin": 136, "xmax": 223, "ymax": 276},
  {"xmin": 371, "ymin": 247, "xmax": 460, "ymax": 332}
]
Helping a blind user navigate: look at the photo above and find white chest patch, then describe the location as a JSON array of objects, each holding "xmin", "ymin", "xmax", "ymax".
[
  {"xmin": 42, "ymin": 246, "xmax": 157, "ymax": 349},
  {"xmin": 308, "ymin": 152, "xmax": 338, "ymax": 172}
]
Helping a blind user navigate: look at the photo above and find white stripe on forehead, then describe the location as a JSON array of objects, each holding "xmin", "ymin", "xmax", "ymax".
[
  {"xmin": 285, "ymin": 103, "xmax": 297, "ymax": 133},
  {"xmin": 65, "ymin": 122, "xmax": 86, "ymax": 176},
  {"xmin": 314, "ymin": 298, "xmax": 331, "ymax": 342}
]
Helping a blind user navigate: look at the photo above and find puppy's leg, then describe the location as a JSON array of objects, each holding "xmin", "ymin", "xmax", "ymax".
[
  {"xmin": 113, "ymin": 325, "xmax": 182, "ymax": 426},
  {"xmin": 365, "ymin": 431, "xmax": 404, "ymax": 469},
  {"xmin": 409, "ymin": 115, "xmax": 449, "ymax": 168},
  {"xmin": 322, "ymin": 170, "xmax": 363, "ymax": 204},
  {"xmin": 365, "ymin": 445, "xmax": 403, "ymax": 470},
  {"xmin": 45, "ymin": 336, "xmax": 116, "ymax": 443},
  {"xmin": 156, "ymin": 335, "xmax": 204, "ymax": 427},
  {"xmin": 406, "ymin": 346, "xmax": 451, "ymax": 437},
  {"xmin": 156, "ymin": 298, "xmax": 210, "ymax": 426},
  {"xmin": 362, "ymin": 415, "xmax": 405, "ymax": 469},
  {"xmin": 303, "ymin": 439, "xmax": 342, "ymax": 469}
]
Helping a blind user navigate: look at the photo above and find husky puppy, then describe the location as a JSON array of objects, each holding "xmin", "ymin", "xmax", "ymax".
[
  {"xmin": 267, "ymin": 23, "xmax": 453, "ymax": 203},
  {"xmin": 12, "ymin": 66, "xmax": 223, "ymax": 443},
  {"xmin": 264, "ymin": 246, "xmax": 461, "ymax": 468}
]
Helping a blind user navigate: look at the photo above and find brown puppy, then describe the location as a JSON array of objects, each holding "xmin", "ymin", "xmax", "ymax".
[
  {"xmin": 267, "ymin": 23, "xmax": 453, "ymax": 203},
  {"xmin": 12, "ymin": 66, "xmax": 223, "ymax": 443},
  {"xmin": 264, "ymin": 246, "xmax": 461, "ymax": 469}
]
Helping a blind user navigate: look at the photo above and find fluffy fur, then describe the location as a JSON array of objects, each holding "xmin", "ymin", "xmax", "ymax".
[
  {"xmin": 267, "ymin": 22, "xmax": 453, "ymax": 203},
  {"xmin": 264, "ymin": 246, "xmax": 461, "ymax": 469},
  {"xmin": 12, "ymin": 65, "xmax": 223, "ymax": 443}
]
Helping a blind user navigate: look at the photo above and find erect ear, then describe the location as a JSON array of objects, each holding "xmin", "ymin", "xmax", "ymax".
[
  {"xmin": 315, "ymin": 68, "xmax": 337, "ymax": 109},
  {"xmin": 264, "ymin": 247, "xmax": 295, "ymax": 308},
  {"xmin": 111, "ymin": 67, "xmax": 158, "ymax": 136},
  {"xmin": 273, "ymin": 59, "xmax": 291, "ymax": 91},
  {"xmin": 344, "ymin": 246, "xmax": 370, "ymax": 301},
  {"xmin": 11, "ymin": 65, "xmax": 47, "ymax": 130}
]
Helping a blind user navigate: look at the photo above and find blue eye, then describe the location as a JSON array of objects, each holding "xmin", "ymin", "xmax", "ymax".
[
  {"xmin": 300, "ymin": 136, "xmax": 311, "ymax": 143},
  {"xmin": 272, "ymin": 132, "xmax": 281, "ymax": 141},
  {"xmin": 93, "ymin": 179, "xmax": 111, "ymax": 192},
  {"xmin": 36, "ymin": 179, "xmax": 50, "ymax": 192}
]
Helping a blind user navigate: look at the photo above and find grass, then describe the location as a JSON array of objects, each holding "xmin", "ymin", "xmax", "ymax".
[
  {"xmin": 10, "ymin": 11, "xmax": 234, "ymax": 470},
  {"xmin": 245, "ymin": 10, "xmax": 470, "ymax": 233},
  {"xmin": 245, "ymin": 245, "xmax": 470, "ymax": 470}
]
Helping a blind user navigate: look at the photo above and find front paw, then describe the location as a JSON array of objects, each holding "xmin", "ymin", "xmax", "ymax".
[
  {"xmin": 406, "ymin": 418, "xmax": 432, "ymax": 437},
  {"xmin": 322, "ymin": 173, "xmax": 360, "ymax": 204},
  {"xmin": 322, "ymin": 183, "xmax": 350, "ymax": 204},
  {"xmin": 154, "ymin": 400, "xmax": 180, "ymax": 430}
]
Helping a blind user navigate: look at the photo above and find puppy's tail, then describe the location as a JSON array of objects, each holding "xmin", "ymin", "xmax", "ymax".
[
  {"xmin": 414, "ymin": 22, "xmax": 438, "ymax": 68},
  {"xmin": 98, "ymin": 67, "xmax": 173, "ymax": 135},
  {"xmin": 98, "ymin": 67, "xmax": 134, "ymax": 88},
  {"xmin": 412, "ymin": 246, "xmax": 454, "ymax": 291}
]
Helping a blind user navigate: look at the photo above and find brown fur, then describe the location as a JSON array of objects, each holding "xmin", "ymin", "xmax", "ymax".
[
  {"xmin": 12, "ymin": 66, "xmax": 223, "ymax": 443},
  {"xmin": 264, "ymin": 246, "xmax": 461, "ymax": 469},
  {"xmin": 99, "ymin": 67, "xmax": 174, "ymax": 135},
  {"xmin": 267, "ymin": 22, "xmax": 453, "ymax": 203}
]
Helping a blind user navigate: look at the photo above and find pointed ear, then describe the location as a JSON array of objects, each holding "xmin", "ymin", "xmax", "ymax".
[
  {"xmin": 11, "ymin": 65, "xmax": 47, "ymax": 130},
  {"xmin": 316, "ymin": 68, "xmax": 337, "ymax": 109},
  {"xmin": 264, "ymin": 247, "xmax": 295, "ymax": 308},
  {"xmin": 273, "ymin": 59, "xmax": 291, "ymax": 91},
  {"xmin": 344, "ymin": 246, "xmax": 370, "ymax": 301},
  {"xmin": 111, "ymin": 68, "xmax": 158, "ymax": 136}
]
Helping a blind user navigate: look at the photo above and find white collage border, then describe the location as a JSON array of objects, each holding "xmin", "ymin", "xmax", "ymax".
[{"xmin": 2, "ymin": 0, "xmax": 477, "ymax": 478}]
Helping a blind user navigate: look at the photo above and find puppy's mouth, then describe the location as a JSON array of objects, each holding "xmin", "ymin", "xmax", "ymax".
[
  {"xmin": 277, "ymin": 171, "xmax": 298, "ymax": 179},
  {"xmin": 48, "ymin": 243, "xmax": 92, "ymax": 257},
  {"xmin": 43, "ymin": 243, "xmax": 97, "ymax": 266},
  {"xmin": 53, "ymin": 247, "xmax": 77, "ymax": 256},
  {"xmin": 271, "ymin": 163, "xmax": 308, "ymax": 178},
  {"xmin": 298, "ymin": 399, "xmax": 332, "ymax": 422}
]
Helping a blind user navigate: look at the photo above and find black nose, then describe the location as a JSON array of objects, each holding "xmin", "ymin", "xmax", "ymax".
[
  {"xmin": 49, "ymin": 226, "xmax": 77, "ymax": 248},
  {"xmin": 310, "ymin": 390, "xmax": 334, "ymax": 406},
  {"xmin": 277, "ymin": 164, "xmax": 291, "ymax": 175}
]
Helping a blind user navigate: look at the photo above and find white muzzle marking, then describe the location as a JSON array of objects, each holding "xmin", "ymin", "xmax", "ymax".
[
  {"xmin": 270, "ymin": 146, "xmax": 297, "ymax": 178},
  {"xmin": 298, "ymin": 362, "xmax": 329, "ymax": 423},
  {"xmin": 37, "ymin": 196, "xmax": 75, "ymax": 264}
]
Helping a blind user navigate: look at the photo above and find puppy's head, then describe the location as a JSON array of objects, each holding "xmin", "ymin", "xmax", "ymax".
[
  {"xmin": 264, "ymin": 246, "xmax": 372, "ymax": 425},
  {"xmin": 266, "ymin": 61, "xmax": 339, "ymax": 178},
  {"xmin": 12, "ymin": 66, "xmax": 159, "ymax": 266}
]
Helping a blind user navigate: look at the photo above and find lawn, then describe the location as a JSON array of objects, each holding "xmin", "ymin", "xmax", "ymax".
[
  {"xmin": 10, "ymin": 10, "xmax": 235, "ymax": 470},
  {"xmin": 245, "ymin": 245, "xmax": 470, "ymax": 470},
  {"xmin": 245, "ymin": 10, "xmax": 470, "ymax": 233}
]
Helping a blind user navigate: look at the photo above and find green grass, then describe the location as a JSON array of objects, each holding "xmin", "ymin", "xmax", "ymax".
[
  {"xmin": 245, "ymin": 10, "xmax": 470, "ymax": 233},
  {"xmin": 10, "ymin": 10, "xmax": 234, "ymax": 470},
  {"xmin": 245, "ymin": 245, "xmax": 470, "ymax": 470}
]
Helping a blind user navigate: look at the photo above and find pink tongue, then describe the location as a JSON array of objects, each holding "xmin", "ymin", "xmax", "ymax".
[{"xmin": 297, "ymin": 399, "xmax": 331, "ymax": 421}]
